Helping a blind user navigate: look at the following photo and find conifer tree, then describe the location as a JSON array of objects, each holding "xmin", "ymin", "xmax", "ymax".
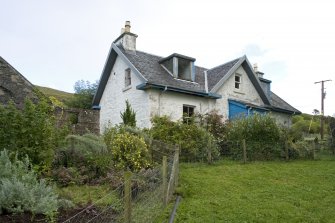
[{"xmin": 120, "ymin": 100, "xmax": 136, "ymax": 127}]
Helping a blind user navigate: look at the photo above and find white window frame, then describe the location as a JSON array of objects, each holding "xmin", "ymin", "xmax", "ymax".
[{"xmin": 235, "ymin": 74, "xmax": 241, "ymax": 89}]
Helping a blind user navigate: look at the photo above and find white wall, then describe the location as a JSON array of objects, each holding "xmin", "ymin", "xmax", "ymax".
[
  {"xmin": 214, "ymin": 66, "xmax": 264, "ymax": 120},
  {"xmin": 270, "ymin": 112, "xmax": 292, "ymax": 128},
  {"xmin": 148, "ymin": 89, "xmax": 215, "ymax": 123},
  {"xmin": 99, "ymin": 56, "xmax": 150, "ymax": 132}
]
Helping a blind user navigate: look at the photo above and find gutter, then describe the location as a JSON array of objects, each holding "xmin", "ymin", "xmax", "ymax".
[{"xmin": 136, "ymin": 83, "xmax": 221, "ymax": 99}]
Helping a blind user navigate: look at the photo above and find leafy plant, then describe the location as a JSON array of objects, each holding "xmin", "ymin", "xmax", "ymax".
[
  {"xmin": 104, "ymin": 126, "xmax": 150, "ymax": 171},
  {"xmin": 52, "ymin": 134, "xmax": 111, "ymax": 185},
  {"xmin": 226, "ymin": 114, "xmax": 283, "ymax": 160},
  {"xmin": 120, "ymin": 100, "xmax": 136, "ymax": 127},
  {"xmin": 66, "ymin": 80, "xmax": 98, "ymax": 109},
  {"xmin": 150, "ymin": 116, "xmax": 219, "ymax": 162},
  {"xmin": 0, "ymin": 99, "xmax": 67, "ymax": 173},
  {"xmin": 0, "ymin": 150, "xmax": 67, "ymax": 221}
]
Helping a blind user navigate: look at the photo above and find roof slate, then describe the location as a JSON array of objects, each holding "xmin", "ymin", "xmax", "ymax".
[
  {"xmin": 206, "ymin": 58, "xmax": 241, "ymax": 90},
  {"xmin": 269, "ymin": 92, "xmax": 301, "ymax": 114},
  {"xmin": 119, "ymin": 45, "xmax": 207, "ymax": 93}
]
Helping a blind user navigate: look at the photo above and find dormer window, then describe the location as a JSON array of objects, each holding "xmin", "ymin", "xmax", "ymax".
[
  {"xmin": 159, "ymin": 53, "xmax": 196, "ymax": 82},
  {"xmin": 235, "ymin": 74, "xmax": 241, "ymax": 89},
  {"xmin": 125, "ymin": 68, "xmax": 131, "ymax": 87}
]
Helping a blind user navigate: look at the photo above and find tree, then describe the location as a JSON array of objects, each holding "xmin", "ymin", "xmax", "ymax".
[
  {"xmin": 120, "ymin": 100, "xmax": 136, "ymax": 127},
  {"xmin": 66, "ymin": 80, "xmax": 98, "ymax": 109}
]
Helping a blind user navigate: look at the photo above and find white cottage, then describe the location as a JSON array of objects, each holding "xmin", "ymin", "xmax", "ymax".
[{"xmin": 93, "ymin": 22, "xmax": 300, "ymax": 132}]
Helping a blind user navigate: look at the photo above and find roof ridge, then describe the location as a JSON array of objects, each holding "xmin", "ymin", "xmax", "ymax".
[{"xmin": 207, "ymin": 56, "xmax": 244, "ymax": 73}]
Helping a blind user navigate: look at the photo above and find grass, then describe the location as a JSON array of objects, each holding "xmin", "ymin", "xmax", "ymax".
[
  {"xmin": 57, "ymin": 184, "xmax": 121, "ymax": 209},
  {"xmin": 36, "ymin": 85, "xmax": 74, "ymax": 104},
  {"xmin": 172, "ymin": 159, "xmax": 335, "ymax": 223}
]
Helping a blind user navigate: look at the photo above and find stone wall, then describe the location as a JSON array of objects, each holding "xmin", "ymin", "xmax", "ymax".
[
  {"xmin": 55, "ymin": 107, "xmax": 100, "ymax": 135},
  {"xmin": 0, "ymin": 57, "xmax": 41, "ymax": 108}
]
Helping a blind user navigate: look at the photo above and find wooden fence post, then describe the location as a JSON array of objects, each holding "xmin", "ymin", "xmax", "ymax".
[
  {"xmin": 242, "ymin": 139, "xmax": 247, "ymax": 164},
  {"xmin": 124, "ymin": 171, "xmax": 132, "ymax": 223},
  {"xmin": 207, "ymin": 139, "xmax": 212, "ymax": 164},
  {"xmin": 313, "ymin": 141, "xmax": 316, "ymax": 160},
  {"xmin": 162, "ymin": 156, "xmax": 167, "ymax": 206},
  {"xmin": 174, "ymin": 145, "xmax": 180, "ymax": 189},
  {"xmin": 285, "ymin": 141, "xmax": 289, "ymax": 161}
]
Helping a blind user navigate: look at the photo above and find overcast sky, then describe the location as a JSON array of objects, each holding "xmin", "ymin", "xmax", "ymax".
[{"xmin": 1, "ymin": 0, "xmax": 334, "ymax": 115}]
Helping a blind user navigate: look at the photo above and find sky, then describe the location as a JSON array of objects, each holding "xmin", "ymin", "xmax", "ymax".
[{"xmin": 1, "ymin": 0, "xmax": 334, "ymax": 115}]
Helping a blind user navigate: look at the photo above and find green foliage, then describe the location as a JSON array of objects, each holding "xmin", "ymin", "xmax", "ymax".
[
  {"xmin": 66, "ymin": 80, "xmax": 98, "ymax": 109},
  {"xmin": 0, "ymin": 99, "xmax": 67, "ymax": 172},
  {"xmin": 198, "ymin": 110, "xmax": 228, "ymax": 155},
  {"xmin": 52, "ymin": 134, "xmax": 111, "ymax": 185},
  {"xmin": 120, "ymin": 100, "xmax": 136, "ymax": 127},
  {"xmin": 226, "ymin": 114, "xmax": 283, "ymax": 160},
  {"xmin": 150, "ymin": 116, "xmax": 219, "ymax": 162},
  {"xmin": 104, "ymin": 126, "xmax": 150, "ymax": 171},
  {"xmin": 0, "ymin": 150, "xmax": 61, "ymax": 221}
]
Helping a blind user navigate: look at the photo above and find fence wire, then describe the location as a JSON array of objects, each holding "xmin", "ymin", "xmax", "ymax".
[{"xmin": 61, "ymin": 140, "xmax": 179, "ymax": 223}]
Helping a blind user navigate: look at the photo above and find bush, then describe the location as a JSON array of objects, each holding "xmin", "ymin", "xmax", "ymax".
[
  {"xmin": 104, "ymin": 126, "xmax": 150, "ymax": 171},
  {"xmin": 0, "ymin": 150, "xmax": 61, "ymax": 221},
  {"xmin": 198, "ymin": 110, "xmax": 228, "ymax": 155},
  {"xmin": 150, "ymin": 116, "xmax": 220, "ymax": 162},
  {"xmin": 52, "ymin": 134, "xmax": 112, "ymax": 185},
  {"xmin": 226, "ymin": 114, "xmax": 283, "ymax": 160},
  {"xmin": 0, "ymin": 99, "xmax": 67, "ymax": 173}
]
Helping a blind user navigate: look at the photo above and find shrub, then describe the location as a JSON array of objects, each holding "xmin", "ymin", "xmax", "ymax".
[
  {"xmin": 0, "ymin": 99, "xmax": 67, "ymax": 173},
  {"xmin": 226, "ymin": 114, "xmax": 283, "ymax": 160},
  {"xmin": 150, "ymin": 116, "xmax": 220, "ymax": 162},
  {"xmin": 52, "ymin": 134, "xmax": 111, "ymax": 185},
  {"xmin": 120, "ymin": 100, "xmax": 136, "ymax": 127},
  {"xmin": 104, "ymin": 127, "xmax": 150, "ymax": 171},
  {"xmin": 198, "ymin": 110, "xmax": 228, "ymax": 155},
  {"xmin": 0, "ymin": 150, "xmax": 62, "ymax": 221}
]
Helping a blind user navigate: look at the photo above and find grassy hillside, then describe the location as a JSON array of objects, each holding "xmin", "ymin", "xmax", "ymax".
[
  {"xmin": 167, "ymin": 159, "xmax": 335, "ymax": 222},
  {"xmin": 36, "ymin": 85, "xmax": 74, "ymax": 105}
]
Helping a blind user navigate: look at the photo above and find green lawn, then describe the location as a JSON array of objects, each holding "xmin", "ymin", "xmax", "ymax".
[{"xmin": 172, "ymin": 160, "xmax": 335, "ymax": 223}]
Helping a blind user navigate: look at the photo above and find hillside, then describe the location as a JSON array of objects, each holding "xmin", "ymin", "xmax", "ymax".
[{"xmin": 36, "ymin": 85, "xmax": 74, "ymax": 105}]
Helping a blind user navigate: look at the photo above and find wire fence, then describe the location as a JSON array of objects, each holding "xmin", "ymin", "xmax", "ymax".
[
  {"xmin": 61, "ymin": 140, "xmax": 179, "ymax": 223},
  {"xmin": 222, "ymin": 138, "xmax": 335, "ymax": 163}
]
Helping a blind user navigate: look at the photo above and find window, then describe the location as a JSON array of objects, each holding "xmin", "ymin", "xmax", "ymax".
[
  {"xmin": 125, "ymin": 68, "xmax": 131, "ymax": 87},
  {"xmin": 183, "ymin": 105, "xmax": 195, "ymax": 124},
  {"xmin": 235, "ymin": 75, "xmax": 241, "ymax": 89}
]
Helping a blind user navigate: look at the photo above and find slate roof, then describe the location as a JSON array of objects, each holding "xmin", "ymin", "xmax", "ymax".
[
  {"xmin": 94, "ymin": 44, "xmax": 300, "ymax": 114},
  {"xmin": 0, "ymin": 56, "xmax": 41, "ymax": 108},
  {"xmin": 269, "ymin": 92, "xmax": 301, "ymax": 114},
  {"xmin": 206, "ymin": 58, "xmax": 240, "ymax": 90},
  {"xmin": 119, "ymin": 46, "xmax": 207, "ymax": 93}
]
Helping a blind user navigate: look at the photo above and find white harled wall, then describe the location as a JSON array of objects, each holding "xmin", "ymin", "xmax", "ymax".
[
  {"xmin": 213, "ymin": 66, "xmax": 264, "ymax": 119},
  {"xmin": 99, "ymin": 56, "xmax": 150, "ymax": 132},
  {"xmin": 148, "ymin": 89, "xmax": 215, "ymax": 123}
]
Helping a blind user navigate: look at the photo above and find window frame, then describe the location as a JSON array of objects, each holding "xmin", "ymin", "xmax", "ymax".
[
  {"xmin": 234, "ymin": 74, "xmax": 241, "ymax": 89},
  {"xmin": 125, "ymin": 68, "xmax": 131, "ymax": 88},
  {"xmin": 182, "ymin": 104, "xmax": 195, "ymax": 124}
]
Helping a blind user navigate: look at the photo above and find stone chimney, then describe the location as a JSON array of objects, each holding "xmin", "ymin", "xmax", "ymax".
[
  {"xmin": 253, "ymin": 63, "xmax": 264, "ymax": 78},
  {"xmin": 115, "ymin": 21, "xmax": 138, "ymax": 51},
  {"xmin": 254, "ymin": 63, "xmax": 271, "ymax": 98}
]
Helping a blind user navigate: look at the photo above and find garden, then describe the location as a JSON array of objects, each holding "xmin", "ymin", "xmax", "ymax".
[{"xmin": 1, "ymin": 96, "xmax": 335, "ymax": 222}]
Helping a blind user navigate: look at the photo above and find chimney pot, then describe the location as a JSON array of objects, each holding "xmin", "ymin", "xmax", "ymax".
[
  {"xmin": 125, "ymin": 21, "xmax": 131, "ymax": 32},
  {"xmin": 253, "ymin": 63, "xmax": 258, "ymax": 72}
]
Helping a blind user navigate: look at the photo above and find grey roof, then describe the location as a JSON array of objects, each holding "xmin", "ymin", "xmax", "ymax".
[
  {"xmin": 269, "ymin": 92, "xmax": 301, "ymax": 114},
  {"xmin": 118, "ymin": 46, "xmax": 207, "ymax": 93},
  {"xmin": 207, "ymin": 58, "xmax": 240, "ymax": 90},
  {"xmin": 93, "ymin": 44, "xmax": 301, "ymax": 114}
]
